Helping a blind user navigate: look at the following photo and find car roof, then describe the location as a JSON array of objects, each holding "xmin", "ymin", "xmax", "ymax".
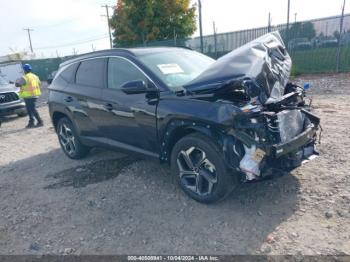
[{"xmin": 60, "ymin": 46, "xmax": 191, "ymax": 67}]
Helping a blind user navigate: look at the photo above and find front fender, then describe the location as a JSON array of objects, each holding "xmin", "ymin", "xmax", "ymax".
[{"xmin": 159, "ymin": 119, "xmax": 243, "ymax": 171}]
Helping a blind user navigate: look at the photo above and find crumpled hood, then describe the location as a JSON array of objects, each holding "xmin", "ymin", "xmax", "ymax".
[{"xmin": 184, "ymin": 31, "xmax": 292, "ymax": 104}]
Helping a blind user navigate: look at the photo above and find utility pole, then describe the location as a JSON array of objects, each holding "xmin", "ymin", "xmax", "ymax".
[
  {"xmin": 268, "ymin": 12, "xmax": 272, "ymax": 32},
  {"xmin": 23, "ymin": 28, "xmax": 34, "ymax": 53},
  {"xmin": 336, "ymin": 0, "xmax": 346, "ymax": 72},
  {"xmin": 213, "ymin": 21, "xmax": 217, "ymax": 58},
  {"xmin": 173, "ymin": 27, "xmax": 177, "ymax": 46},
  {"xmin": 286, "ymin": 0, "xmax": 291, "ymax": 43},
  {"xmin": 102, "ymin": 4, "xmax": 113, "ymax": 48},
  {"xmin": 198, "ymin": 0, "xmax": 204, "ymax": 53},
  {"xmin": 294, "ymin": 13, "xmax": 297, "ymax": 23}
]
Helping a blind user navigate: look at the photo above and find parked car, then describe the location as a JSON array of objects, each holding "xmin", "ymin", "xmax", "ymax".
[
  {"xmin": 313, "ymin": 36, "xmax": 338, "ymax": 48},
  {"xmin": 48, "ymin": 32, "xmax": 320, "ymax": 203},
  {"xmin": 288, "ymin": 38, "xmax": 312, "ymax": 50},
  {"xmin": 0, "ymin": 75, "xmax": 27, "ymax": 118}
]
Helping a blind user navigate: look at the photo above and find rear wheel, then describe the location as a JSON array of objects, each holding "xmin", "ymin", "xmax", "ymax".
[
  {"xmin": 171, "ymin": 133, "xmax": 237, "ymax": 203},
  {"xmin": 57, "ymin": 117, "xmax": 90, "ymax": 159}
]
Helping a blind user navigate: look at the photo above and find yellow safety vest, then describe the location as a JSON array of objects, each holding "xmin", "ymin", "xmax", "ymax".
[{"xmin": 19, "ymin": 72, "xmax": 41, "ymax": 99}]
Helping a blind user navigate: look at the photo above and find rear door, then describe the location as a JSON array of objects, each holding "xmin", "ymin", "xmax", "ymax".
[
  {"xmin": 64, "ymin": 58, "xmax": 107, "ymax": 137},
  {"xmin": 98, "ymin": 56, "xmax": 159, "ymax": 154}
]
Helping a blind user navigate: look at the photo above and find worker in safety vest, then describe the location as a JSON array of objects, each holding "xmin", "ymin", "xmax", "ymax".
[{"xmin": 15, "ymin": 64, "xmax": 43, "ymax": 128}]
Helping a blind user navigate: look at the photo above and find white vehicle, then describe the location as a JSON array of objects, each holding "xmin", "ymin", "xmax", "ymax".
[{"xmin": 0, "ymin": 62, "xmax": 23, "ymax": 83}]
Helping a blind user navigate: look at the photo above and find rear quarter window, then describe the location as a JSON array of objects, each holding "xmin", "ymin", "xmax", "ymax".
[
  {"xmin": 53, "ymin": 63, "xmax": 79, "ymax": 86},
  {"xmin": 59, "ymin": 63, "xmax": 79, "ymax": 82}
]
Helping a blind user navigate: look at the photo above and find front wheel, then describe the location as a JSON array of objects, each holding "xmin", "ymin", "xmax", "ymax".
[
  {"xmin": 56, "ymin": 117, "xmax": 90, "ymax": 159},
  {"xmin": 171, "ymin": 133, "xmax": 237, "ymax": 204}
]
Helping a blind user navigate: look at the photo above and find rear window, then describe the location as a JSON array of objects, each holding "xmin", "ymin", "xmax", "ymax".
[{"xmin": 75, "ymin": 59, "xmax": 105, "ymax": 88}]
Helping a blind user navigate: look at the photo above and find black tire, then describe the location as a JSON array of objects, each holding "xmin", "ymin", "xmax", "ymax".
[
  {"xmin": 171, "ymin": 133, "xmax": 237, "ymax": 204},
  {"xmin": 56, "ymin": 117, "xmax": 90, "ymax": 159}
]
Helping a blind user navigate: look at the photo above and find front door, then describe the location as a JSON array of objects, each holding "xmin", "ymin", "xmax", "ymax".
[{"xmin": 99, "ymin": 57, "xmax": 159, "ymax": 154}]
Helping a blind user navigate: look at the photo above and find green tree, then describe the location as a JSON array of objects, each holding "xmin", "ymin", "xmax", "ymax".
[
  {"xmin": 110, "ymin": 0, "xmax": 197, "ymax": 47},
  {"xmin": 288, "ymin": 21, "xmax": 316, "ymax": 39},
  {"xmin": 333, "ymin": 30, "xmax": 340, "ymax": 40},
  {"xmin": 282, "ymin": 21, "xmax": 316, "ymax": 43}
]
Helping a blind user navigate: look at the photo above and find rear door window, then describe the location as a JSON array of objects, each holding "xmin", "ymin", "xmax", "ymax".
[
  {"xmin": 107, "ymin": 57, "xmax": 147, "ymax": 90},
  {"xmin": 76, "ymin": 58, "xmax": 106, "ymax": 88}
]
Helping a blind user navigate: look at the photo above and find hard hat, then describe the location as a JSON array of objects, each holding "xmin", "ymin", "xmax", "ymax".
[{"xmin": 23, "ymin": 64, "xmax": 32, "ymax": 72}]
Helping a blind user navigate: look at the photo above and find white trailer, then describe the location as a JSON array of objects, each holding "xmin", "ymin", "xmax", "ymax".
[{"xmin": 0, "ymin": 62, "xmax": 23, "ymax": 83}]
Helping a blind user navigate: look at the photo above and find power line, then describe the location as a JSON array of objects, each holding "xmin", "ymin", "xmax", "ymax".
[
  {"xmin": 35, "ymin": 34, "xmax": 109, "ymax": 50},
  {"xmin": 34, "ymin": 18, "xmax": 80, "ymax": 29},
  {"xmin": 23, "ymin": 28, "xmax": 34, "ymax": 53}
]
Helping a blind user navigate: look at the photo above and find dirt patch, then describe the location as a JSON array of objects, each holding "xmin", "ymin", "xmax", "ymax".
[{"xmin": 45, "ymin": 157, "xmax": 137, "ymax": 189}]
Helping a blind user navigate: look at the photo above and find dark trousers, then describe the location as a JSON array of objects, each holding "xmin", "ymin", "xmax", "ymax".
[{"xmin": 24, "ymin": 98, "xmax": 42, "ymax": 124}]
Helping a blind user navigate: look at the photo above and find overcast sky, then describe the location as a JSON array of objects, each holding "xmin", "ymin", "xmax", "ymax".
[{"xmin": 0, "ymin": 0, "xmax": 349, "ymax": 57}]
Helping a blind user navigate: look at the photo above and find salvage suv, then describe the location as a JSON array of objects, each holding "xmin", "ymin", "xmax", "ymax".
[
  {"xmin": 0, "ymin": 75, "xmax": 27, "ymax": 118},
  {"xmin": 48, "ymin": 32, "xmax": 320, "ymax": 203}
]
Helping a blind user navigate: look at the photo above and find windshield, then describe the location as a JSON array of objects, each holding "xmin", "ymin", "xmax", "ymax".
[
  {"xmin": 0, "ymin": 75, "xmax": 8, "ymax": 86},
  {"xmin": 138, "ymin": 49, "xmax": 215, "ymax": 90}
]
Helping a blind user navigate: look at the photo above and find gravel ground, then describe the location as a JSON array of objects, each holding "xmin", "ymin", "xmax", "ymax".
[{"xmin": 0, "ymin": 74, "xmax": 349, "ymax": 255}]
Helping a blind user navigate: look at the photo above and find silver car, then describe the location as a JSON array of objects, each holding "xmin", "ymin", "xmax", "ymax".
[{"xmin": 0, "ymin": 75, "xmax": 27, "ymax": 118}]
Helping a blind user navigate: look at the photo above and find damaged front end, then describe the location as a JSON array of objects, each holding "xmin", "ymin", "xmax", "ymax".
[
  {"xmin": 184, "ymin": 31, "xmax": 320, "ymax": 181},
  {"xmin": 230, "ymin": 93, "xmax": 320, "ymax": 181}
]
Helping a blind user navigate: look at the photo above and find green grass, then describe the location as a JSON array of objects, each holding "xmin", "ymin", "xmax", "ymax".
[{"xmin": 290, "ymin": 46, "xmax": 350, "ymax": 74}]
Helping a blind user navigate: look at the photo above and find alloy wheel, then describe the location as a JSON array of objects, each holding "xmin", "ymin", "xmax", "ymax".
[
  {"xmin": 176, "ymin": 146, "xmax": 218, "ymax": 196},
  {"xmin": 58, "ymin": 123, "xmax": 77, "ymax": 156}
]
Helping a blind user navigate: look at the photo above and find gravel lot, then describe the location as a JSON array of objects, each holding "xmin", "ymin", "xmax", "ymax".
[{"xmin": 0, "ymin": 74, "xmax": 349, "ymax": 255}]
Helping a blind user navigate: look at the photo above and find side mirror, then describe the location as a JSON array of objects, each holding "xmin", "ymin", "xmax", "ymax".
[{"xmin": 120, "ymin": 80, "xmax": 148, "ymax": 94}]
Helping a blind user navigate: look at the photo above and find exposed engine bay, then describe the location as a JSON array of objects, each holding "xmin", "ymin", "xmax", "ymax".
[{"xmin": 234, "ymin": 82, "xmax": 320, "ymax": 181}]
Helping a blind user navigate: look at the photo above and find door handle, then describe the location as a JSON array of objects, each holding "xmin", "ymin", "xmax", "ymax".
[
  {"xmin": 64, "ymin": 96, "xmax": 73, "ymax": 102},
  {"xmin": 104, "ymin": 103, "xmax": 113, "ymax": 111}
]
